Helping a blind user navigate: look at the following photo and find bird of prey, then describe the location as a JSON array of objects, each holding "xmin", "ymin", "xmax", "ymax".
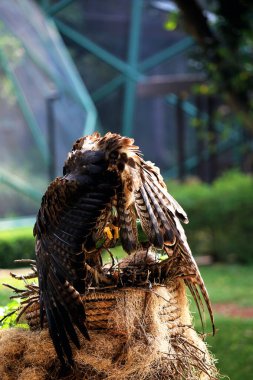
[{"xmin": 33, "ymin": 132, "xmax": 214, "ymax": 367}]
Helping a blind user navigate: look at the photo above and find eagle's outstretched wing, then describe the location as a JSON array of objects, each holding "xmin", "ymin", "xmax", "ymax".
[
  {"xmin": 125, "ymin": 157, "xmax": 214, "ymax": 334},
  {"xmin": 34, "ymin": 141, "xmax": 120, "ymax": 367}
]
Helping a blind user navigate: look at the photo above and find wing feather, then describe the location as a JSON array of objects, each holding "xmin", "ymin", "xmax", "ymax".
[
  {"xmin": 137, "ymin": 185, "xmax": 164, "ymax": 248},
  {"xmin": 35, "ymin": 150, "xmax": 119, "ymax": 366},
  {"xmin": 127, "ymin": 154, "xmax": 215, "ymax": 334},
  {"xmin": 117, "ymin": 190, "xmax": 138, "ymax": 253}
]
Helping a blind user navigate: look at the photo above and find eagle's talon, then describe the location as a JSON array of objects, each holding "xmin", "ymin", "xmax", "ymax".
[
  {"xmin": 104, "ymin": 226, "xmax": 113, "ymax": 240},
  {"xmin": 104, "ymin": 225, "xmax": 120, "ymax": 241}
]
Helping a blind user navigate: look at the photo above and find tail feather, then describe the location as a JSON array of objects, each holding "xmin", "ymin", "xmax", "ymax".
[
  {"xmin": 180, "ymin": 255, "xmax": 215, "ymax": 335},
  {"xmin": 197, "ymin": 279, "xmax": 215, "ymax": 335},
  {"xmin": 185, "ymin": 280, "xmax": 205, "ymax": 333}
]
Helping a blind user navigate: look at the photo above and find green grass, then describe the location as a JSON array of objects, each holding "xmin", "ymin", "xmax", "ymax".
[
  {"xmin": 190, "ymin": 265, "xmax": 253, "ymax": 380},
  {"xmin": 206, "ymin": 316, "xmax": 253, "ymax": 380},
  {"xmin": 1, "ymin": 264, "xmax": 253, "ymax": 379},
  {"xmin": 199, "ymin": 264, "xmax": 253, "ymax": 307}
]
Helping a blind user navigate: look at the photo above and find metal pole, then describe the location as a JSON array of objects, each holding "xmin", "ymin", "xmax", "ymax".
[{"xmin": 122, "ymin": 0, "xmax": 143, "ymax": 136}]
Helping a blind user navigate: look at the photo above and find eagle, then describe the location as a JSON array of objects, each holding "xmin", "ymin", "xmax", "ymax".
[{"xmin": 33, "ymin": 132, "xmax": 214, "ymax": 367}]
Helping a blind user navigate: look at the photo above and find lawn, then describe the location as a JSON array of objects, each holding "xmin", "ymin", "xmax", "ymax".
[
  {"xmin": 191, "ymin": 265, "xmax": 253, "ymax": 380},
  {"xmin": 199, "ymin": 265, "xmax": 253, "ymax": 307},
  {"xmin": 1, "ymin": 264, "xmax": 253, "ymax": 379},
  {"xmin": 206, "ymin": 316, "xmax": 253, "ymax": 380}
]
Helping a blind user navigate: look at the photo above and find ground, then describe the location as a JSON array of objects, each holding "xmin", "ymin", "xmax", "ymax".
[{"xmin": 213, "ymin": 303, "xmax": 253, "ymax": 319}]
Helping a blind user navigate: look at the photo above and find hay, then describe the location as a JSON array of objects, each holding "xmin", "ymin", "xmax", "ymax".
[{"xmin": 0, "ymin": 279, "xmax": 218, "ymax": 379}]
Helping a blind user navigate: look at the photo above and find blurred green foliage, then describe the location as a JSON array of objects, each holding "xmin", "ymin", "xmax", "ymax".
[
  {"xmin": 0, "ymin": 299, "xmax": 29, "ymax": 329},
  {"xmin": 0, "ymin": 300, "xmax": 20, "ymax": 328},
  {"xmin": 164, "ymin": 11, "xmax": 179, "ymax": 31},
  {"xmin": 172, "ymin": 0, "xmax": 253, "ymax": 128},
  {"xmin": 0, "ymin": 227, "xmax": 34, "ymax": 268},
  {"xmin": 167, "ymin": 170, "xmax": 253, "ymax": 263}
]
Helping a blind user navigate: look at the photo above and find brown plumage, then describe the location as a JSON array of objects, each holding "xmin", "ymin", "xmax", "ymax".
[{"xmin": 32, "ymin": 132, "xmax": 214, "ymax": 368}]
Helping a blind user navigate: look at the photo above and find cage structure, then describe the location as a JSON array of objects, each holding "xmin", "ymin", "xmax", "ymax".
[{"xmin": 40, "ymin": 0, "xmax": 247, "ymax": 180}]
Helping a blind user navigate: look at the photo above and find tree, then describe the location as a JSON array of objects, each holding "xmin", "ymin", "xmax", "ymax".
[{"xmin": 172, "ymin": 0, "xmax": 253, "ymax": 131}]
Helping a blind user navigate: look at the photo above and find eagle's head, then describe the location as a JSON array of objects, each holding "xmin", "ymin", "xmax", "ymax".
[{"xmin": 63, "ymin": 132, "xmax": 140, "ymax": 176}]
